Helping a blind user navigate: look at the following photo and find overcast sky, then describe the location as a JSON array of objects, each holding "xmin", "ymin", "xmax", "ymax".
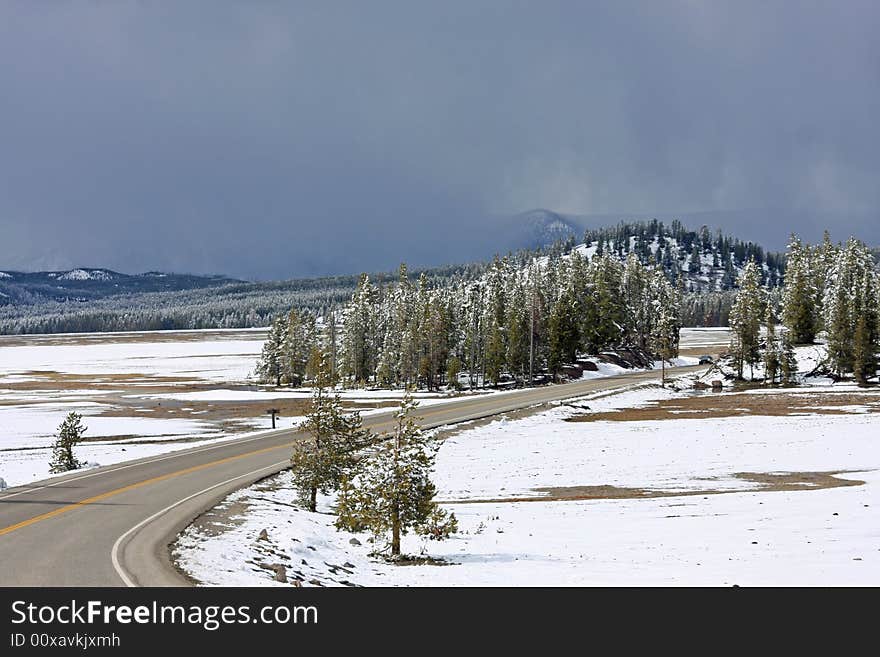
[{"xmin": 1, "ymin": 2, "xmax": 878, "ymax": 280}]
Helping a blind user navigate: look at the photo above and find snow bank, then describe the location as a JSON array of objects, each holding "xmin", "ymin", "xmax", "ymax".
[{"xmin": 175, "ymin": 378, "xmax": 880, "ymax": 586}]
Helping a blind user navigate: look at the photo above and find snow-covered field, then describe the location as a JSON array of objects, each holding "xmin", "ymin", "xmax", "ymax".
[
  {"xmin": 0, "ymin": 329, "xmax": 467, "ymax": 487},
  {"xmin": 1, "ymin": 328, "xmax": 705, "ymax": 488},
  {"xmin": 174, "ymin": 346, "xmax": 880, "ymax": 587},
  {"xmin": 0, "ymin": 329, "xmax": 468, "ymax": 487},
  {"xmin": 0, "ymin": 330, "xmax": 271, "ymax": 486}
]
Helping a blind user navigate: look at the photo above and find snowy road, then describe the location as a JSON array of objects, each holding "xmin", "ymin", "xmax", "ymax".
[{"xmin": 0, "ymin": 364, "xmax": 706, "ymax": 586}]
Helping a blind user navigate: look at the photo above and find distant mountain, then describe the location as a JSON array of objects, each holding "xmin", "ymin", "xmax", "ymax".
[
  {"xmin": 0, "ymin": 268, "xmax": 240, "ymax": 306},
  {"xmin": 481, "ymin": 212, "xmax": 784, "ymax": 292},
  {"xmin": 502, "ymin": 209, "xmax": 582, "ymax": 250},
  {"xmin": 532, "ymin": 208, "xmax": 880, "ymax": 253},
  {"xmin": 0, "ymin": 215, "xmax": 791, "ymax": 334},
  {"xmin": 577, "ymin": 218, "xmax": 785, "ymax": 292}
]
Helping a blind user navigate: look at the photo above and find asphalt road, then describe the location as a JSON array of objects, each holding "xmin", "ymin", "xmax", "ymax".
[{"xmin": 0, "ymin": 365, "xmax": 706, "ymax": 586}]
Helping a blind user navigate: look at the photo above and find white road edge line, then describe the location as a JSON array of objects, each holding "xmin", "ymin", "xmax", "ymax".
[
  {"xmin": 0, "ymin": 429, "xmax": 293, "ymax": 501},
  {"xmin": 3, "ymin": 366, "xmax": 699, "ymax": 502},
  {"xmin": 0, "ymin": 370, "xmax": 680, "ymax": 501},
  {"xmin": 108, "ymin": 368, "xmax": 703, "ymax": 587},
  {"xmin": 111, "ymin": 460, "xmax": 289, "ymax": 587}
]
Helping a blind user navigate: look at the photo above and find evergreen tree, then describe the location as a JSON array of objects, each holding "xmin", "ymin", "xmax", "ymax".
[
  {"xmin": 525, "ymin": 261, "xmax": 547, "ymax": 384},
  {"xmin": 824, "ymin": 238, "xmax": 866, "ymax": 377},
  {"xmin": 341, "ymin": 274, "xmax": 379, "ymax": 385},
  {"xmin": 852, "ymin": 264, "xmax": 878, "ymax": 384},
  {"xmin": 462, "ymin": 284, "xmax": 484, "ymax": 389},
  {"xmin": 584, "ymin": 255, "xmax": 624, "ymax": 352},
  {"xmin": 446, "ymin": 356, "xmax": 462, "ymax": 390},
  {"xmin": 49, "ymin": 412, "xmax": 87, "ymax": 473},
  {"xmin": 852, "ymin": 314, "xmax": 873, "ymax": 384},
  {"xmin": 763, "ymin": 304, "xmax": 780, "ymax": 384},
  {"xmin": 283, "ymin": 309, "xmax": 317, "ymax": 386},
  {"xmin": 689, "ymin": 243, "xmax": 702, "ymax": 275},
  {"xmin": 322, "ymin": 311, "xmax": 340, "ymax": 385},
  {"xmin": 484, "ymin": 322, "xmax": 506, "ymax": 386},
  {"xmin": 255, "ymin": 315, "xmax": 286, "ymax": 386},
  {"xmin": 781, "ymin": 235, "xmax": 819, "ymax": 344},
  {"xmin": 292, "ymin": 355, "xmax": 372, "ymax": 512},
  {"xmin": 650, "ymin": 268, "xmax": 681, "ymax": 386},
  {"xmin": 335, "ymin": 393, "xmax": 457, "ymax": 557},
  {"xmin": 729, "ymin": 260, "xmax": 764, "ymax": 380},
  {"xmin": 505, "ymin": 281, "xmax": 530, "ymax": 382},
  {"xmin": 623, "ymin": 254, "xmax": 651, "ymax": 349},
  {"xmin": 547, "ymin": 289, "xmax": 579, "ymax": 378},
  {"xmin": 778, "ymin": 330, "xmax": 798, "ymax": 385}
]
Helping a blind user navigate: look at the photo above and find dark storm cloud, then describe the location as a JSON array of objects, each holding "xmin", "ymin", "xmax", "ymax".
[{"xmin": 1, "ymin": 1, "xmax": 878, "ymax": 279}]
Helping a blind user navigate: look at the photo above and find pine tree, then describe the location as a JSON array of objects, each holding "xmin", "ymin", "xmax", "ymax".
[
  {"xmin": 547, "ymin": 288, "xmax": 579, "ymax": 379},
  {"xmin": 446, "ymin": 356, "xmax": 462, "ymax": 390},
  {"xmin": 824, "ymin": 238, "xmax": 867, "ymax": 377},
  {"xmin": 778, "ymin": 330, "xmax": 798, "ymax": 385},
  {"xmin": 853, "ymin": 267, "xmax": 879, "ymax": 383},
  {"xmin": 781, "ymin": 235, "xmax": 819, "ymax": 344},
  {"xmin": 305, "ymin": 345, "xmax": 323, "ymax": 383},
  {"xmin": 623, "ymin": 254, "xmax": 650, "ymax": 349},
  {"xmin": 283, "ymin": 309, "xmax": 317, "ymax": 386},
  {"xmin": 49, "ymin": 411, "xmax": 87, "ymax": 474},
  {"xmin": 584, "ymin": 255, "xmax": 624, "ymax": 352},
  {"xmin": 341, "ymin": 274, "xmax": 379, "ymax": 386},
  {"xmin": 852, "ymin": 262, "xmax": 878, "ymax": 384},
  {"xmin": 335, "ymin": 392, "xmax": 456, "ymax": 557},
  {"xmin": 852, "ymin": 314, "xmax": 873, "ymax": 384},
  {"xmin": 255, "ymin": 315, "xmax": 286, "ymax": 386},
  {"xmin": 525, "ymin": 261, "xmax": 546, "ymax": 385},
  {"xmin": 484, "ymin": 322, "xmax": 506, "ymax": 386},
  {"xmin": 291, "ymin": 355, "xmax": 372, "ymax": 512},
  {"xmin": 729, "ymin": 260, "xmax": 764, "ymax": 380},
  {"xmin": 649, "ymin": 268, "xmax": 680, "ymax": 385},
  {"xmin": 506, "ymin": 281, "xmax": 530, "ymax": 382},
  {"xmin": 322, "ymin": 311, "xmax": 340, "ymax": 386},
  {"xmin": 689, "ymin": 243, "xmax": 702, "ymax": 276},
  {"xmin": 763, "ymin": 304, "xmax": 780, "ymax": 384},
  {"xmin": 462, "ymin": 284, "xmax": 483, "ymax": 389}
]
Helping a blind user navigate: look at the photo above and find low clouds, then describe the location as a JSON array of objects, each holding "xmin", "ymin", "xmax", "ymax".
[{"xmin": 0, "ymin": 2, "xmax": 877, "ymax": 279}]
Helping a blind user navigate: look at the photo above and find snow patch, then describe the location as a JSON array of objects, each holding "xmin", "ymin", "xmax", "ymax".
[
  {"xmin": 57, "ymin": 269, "xmax": 114, "ymax": 281},
  {"xmin": 175, "ymin": 382, "xmax": 880, "ymax": 586}
]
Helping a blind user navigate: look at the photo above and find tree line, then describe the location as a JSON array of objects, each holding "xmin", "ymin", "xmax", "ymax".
[
  {"xmin": 257, "ymin": 249, "xmax": 682, "ymax": 390},
  {"xmin": 582, "ymin": 219, "xmax": 786, "ymax": 292},
  {"xmin": 4, "ymin": 221, "xmax": 791, "ymax": 335},
  {"xmin": 729, "ymin": 233, "xmax": 879, "ymax": 383}
]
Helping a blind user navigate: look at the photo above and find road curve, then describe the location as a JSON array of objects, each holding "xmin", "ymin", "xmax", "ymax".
[{"xmin": 0, "ymin": 365, "xmax": 705, "ymax": 586}]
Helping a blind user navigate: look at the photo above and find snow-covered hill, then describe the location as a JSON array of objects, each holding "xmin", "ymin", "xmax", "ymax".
[
  {"xmin": 490, "ymin": 213, "xmax": 784, "ymax": 293},
  {"xmin": 57, "ymin": 268, "xmax": 116, "ymax": 281},
  {"xmin": 0, "ymin": 268, "xmax": 241, "ymax": 310}
]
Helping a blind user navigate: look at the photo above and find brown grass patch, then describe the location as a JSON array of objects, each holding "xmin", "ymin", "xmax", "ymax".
[
  {"xmin": 0, "ymin": 329, "xmax": 266, "ymax": 349},
  {"xmin": 565, "ymin": 390, "xmax": 880, "ymax": 422},
  {"xmin": 442, "ymin": 470, "xmax": 866, "ymax": 504}
]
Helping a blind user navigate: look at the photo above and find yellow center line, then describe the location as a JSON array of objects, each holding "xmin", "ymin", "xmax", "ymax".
[
  {"xmin": 0, "ymin": 443, "xmax": 292, "ymax": 537},
  {"xmin": 0, "ymin": 376, "xmax": 646, "ymax": 538}
]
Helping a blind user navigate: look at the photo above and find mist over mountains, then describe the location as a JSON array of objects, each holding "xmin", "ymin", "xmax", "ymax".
[
  {"xmin": 4, "ymin": 206, "xmax": 877, "ymax": 283},
  {"xmin": 4, "ymin": 207, "xmax": 876, "ymax": 293},
  {"xmin": 0, "ymin": 215, "xmax": 794, "ymax": 334}
]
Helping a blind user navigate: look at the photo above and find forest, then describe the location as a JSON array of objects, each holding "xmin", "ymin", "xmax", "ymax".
[{"xmin": 256, "ymin": 249, "xmax": 681, "ymax": 390}]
